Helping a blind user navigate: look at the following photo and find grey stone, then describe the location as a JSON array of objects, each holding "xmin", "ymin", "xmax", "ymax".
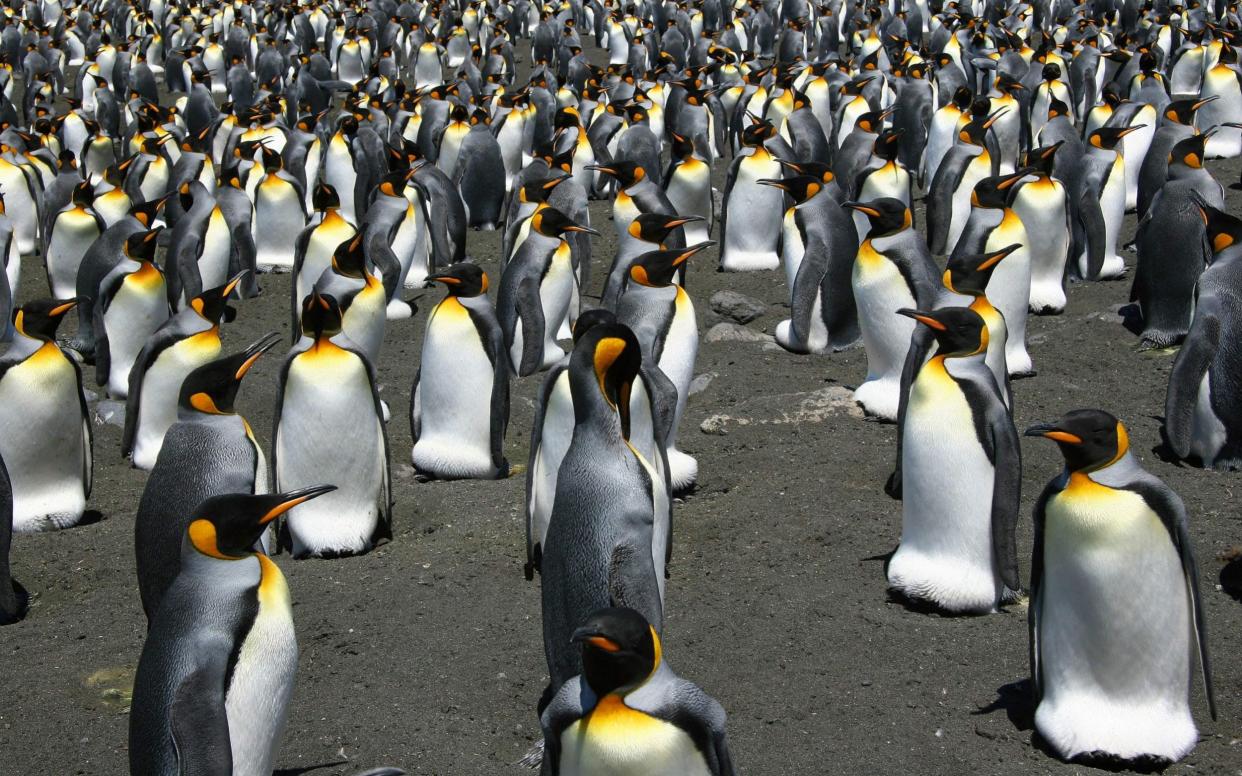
[
  {"xmin": 94, "ymin": 400, "xmax": 126, "ymax": 428},
  {"xmin": 698, "ymin": 385, "xmax": 864, "ymax": 435},
  {"xmin": 688, "ymin": 373, "xmax": 716, "ymax": 396},
  {"xmin": 710, "ymin": 290, "xmax": 768, "ymax": 324},
  {"xmin": 703, "ymin": 322, "xmax": 774, "ymax": 343}
]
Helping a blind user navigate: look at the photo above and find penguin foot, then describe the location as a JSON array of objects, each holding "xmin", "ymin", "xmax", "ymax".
[{"xmin": 1070, "ymin": 751, "xmax": 1172, "ymax": 774}]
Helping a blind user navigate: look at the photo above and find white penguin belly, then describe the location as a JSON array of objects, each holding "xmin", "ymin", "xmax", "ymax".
[
  {"xmin": 295, "ymin": 215, "xmax": 357, "ymax": 310},
  {"xmin": 277, "ymin": 346, "xmax": 383, "ymax": 556},
  {"xmin": 890, "ymin": 361, "xmax": 1001, "ymax": 612},
  {"xmin": 659, "ymin": 289, "xmax": 699, "ymax": 490},
  {"xmin": 132, "ymin": 332, "xmax": 220, "ymax": 470},
  {"xmin": 1121, "ymin": 117, "xmax": 1155, "ymax": 210},
  {"xmin": 343, "ymin": 282, "xmax": 387, "ymax": 363},
  {"xmin": 530, "ymin": 370, "xmax": 573, "ymax": 552},
  {"xmin": 254, "ymin": 178, "xmax": 305, "ymax": 271},
  {"xmin": 983, "ymin": 215, "xmax": 1032, "ymax": 376},
  {"xmin": 104, "ymin": 271, "xmax": 170, "ymax": 398},
  {"xmin": 560, "ymin": 699, "xmax": 712, "ymax": 776},
  {"xmin": 140, "ymin": 157, "xmax": 169, "ymax": 202},
  {"xmin": 412, "ymin": 300, "xmax": 497, "ymax": 478},
  {"xmin": 1189, "ymin": 371, "xmax": 1228, "ymax": 467},
  {"xmin": 399, "ymin": 196, "xmax": 430, "ymax": 290},
  {"xmin": 225, "ymin": 555, "xmax": 297, "ymax": 776},
  {"xmin": 1013, "ymin": 181, "xmax": 1070, "ymax": 314},
  {"xmin": 781, "ymin": 209, "xmax": 804, "ymax": 289},
  {"xmin": 45, "ymin": 211, "xmax": 100, "ymax": 298},
  {"xmin": 1081, "ymin": 159, "xmax": 1128, "ymax": 279},
  {"xmin": 1037, "ymin": 482, "xmax": 1196, "ymax": 762},
  {"xmin": 0, "ymin": 345, "xmax": 87, "ymax": 531},
  {"xmin": 324, "ymin": 137, "xmax": 357, "ymax": 222},
  {"xmin": 665, "ymin": 161, "xmax": 712, "ymax": 242},
  {"xmin": 851, "ymin": 244, "xmax": 917, "ymax": 420},
  {"xmin": 721, "ymin": 150, "xmax": 782, "ymax": 271},
  {"xmin": 198, "ymin": 207, "xmax": 232, "ymax": 291}
]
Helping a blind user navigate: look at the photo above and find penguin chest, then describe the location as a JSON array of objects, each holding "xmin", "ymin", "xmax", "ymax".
[
  {"xmin": 613, "ymin": 191, "xmax": 642, "ymax": 247},
  {"xmin": 255, "ymin": 177, "xmax": 305, "ymax": 265},
  {"xmin": 140, "ymin": 157, "xmax": 169, "ymax": 201},
  {"xmin": 225, "ymin": 555, "xmax": 296, "ymax": 776},
  {"xmin": 342, "ymin": 280, "xmax": 387, "ymax": 361},
  {"xmin": 781, "ymin": 208, "xmax": 804, "ymax": 288},
  {"xmin": 852, "ymin": 241, "xmax": 917, "ymax": 366},
  {"xmin": 134, "ymin": 332, "xmax": 221, "ymax": 468},
  {"xmin": 657, "ymin": 287, "xmax": 698, "ymax": 398},
  {"xmin": 722, "ymin": 150, "xmax": 782, "ymax": 266},
  {"xmin": 860, "ymin": 162, "xmax": 910, "ymax": 204},
  {"xmin": 197, "ymin": 207, "xmax": 232, "ymax": 291},
  {"xmin": 104, "ymin": 266, "xmax": 170, "ymax": 395},
  {"xmin": 560, "ymin": 696, "xmax": 711, "ymax": 776},
  {"xmin": 538, "ymin": 243, "xmax": 576, "ymax": 338},
  {"xmin": 1013, "ymin": 180, "xmax": 1069, "ymax": 268},
  {"xmin": 46, "ymin": 210, "xmax": 100, "ymax": 297}
]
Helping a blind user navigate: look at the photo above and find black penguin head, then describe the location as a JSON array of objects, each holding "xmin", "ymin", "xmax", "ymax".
[
  {"xmin": 1165, "ymin": 95, "xmax": 1216, "ymax": 126},
  {"xmin": 873, "ymin": 129, "xmax": 902, "ymax": 160},
  {"xmin": 571, "ymin": 322, "xmax": 642, "ymax": 438},
  {"xmin": 740, "ymin": 116, "xmax": 778, "ymax": 146},
  {"xmin": 190, "ymin": 272, "xmax": 245, "ymax": 325},
  {"xmin": 13, "ymin": 298, "xmax": 80, "ymax": 341},
  {"xmin": 70, "ymin": 180, "xmax": 94, "ymax": 207},
  {"xmin": 129, "ymin": 194, "xmax": 169, "ymax": 227},
  {"xmin": 944, "ymin": 244, "xmax": 1021, "ymax": 296},
  {"xmin": 519, "ymin": 176, "xmax": 566, "ymax": 205},
  {"xmin": 301, "ymin": 291, "xmax": 344, "ymax": 339},
  {"xmin": 426, "ymin": 262, "xmax": 488, "ymax": 297},
  {"xmin": 178, "ymin": 332, "xmax": 281, "ymax": 415},
  {"xmin": 951, "ymin": 86, "xmax": 973, "ymax": 111},
  {"xmin": 1046, "ymin": 96, "xmax": 1070, "ymax": 120},
  {"xmin": 897, "ymin": 307, "xmax": 988, "ymax": 357},
  {"xmin": 312, "ymin": 181, "xmax": 341, "ymax": 210},
  {"xmin": 329, "ymin": 234, "xmax": 368, "ymax": 279},
  {"xmin": 628, "ymin": 212, "xmax": 704, "ymax": 244},
  {"xmin": 776, "ymin": 159, "xmax": 835, "ymax": 185},
  {"xmin": 1193, "ymin": 193, "xmax": 1242, "ymax": 257},
  {"xmin": 854, "ymin": 108, "xmax": 892, "ymax": 134},
  {"xmin": 1021, "ymin": 141, "xmax": 1062, "ymax": 174},
  {"xmin": 186, "ymin": 486, "xmax": 336, "ymax": 560},
  {"xmin": 1088, "ymin": 125, "xmax": 1145, "ymax": 150},
  {"xmin": 843, "ymin": 198, "xmax": 910, "ymax": 237},
  {"xmin": 1168, "ymin": 133, "xmax": 1209, "ymax": 170},
  {"xmin": 124, "ymin": 226, "xmax": 163, "ymax": 262},
  {"xmin": 572, "ymin": 607, "xmax": 661, "ymax": 697},
  {"xmin": 1041, "ymin": 62, "xmax": 1061, "ymax": 81},
  {"xmin": 571, "ymin": 308, "xmax": 617, "ymax": 343},
  {"xmin": 758, "ymin": 173, "xmax": 824, "ymax": 204},
  {"xmin": 628, "ymin": 242, "xmax": 714, "ymax": 287},
  {"xmin": 530, "ymin": 206, "xmax": 598, "ymax": 238},
  {"xmin": 1025, "ymin": 409, "xmax": 1129, "ymax": 473},
  {"xmin": 586, "ymin": 160, "xmax": 646, "ymax": 188},
  {"xmin": 970, "ymin": 171, "xmax": 1024, "ymax": 208}
]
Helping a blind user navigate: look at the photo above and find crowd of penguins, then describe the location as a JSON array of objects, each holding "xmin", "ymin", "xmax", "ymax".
[{"xmin": 0, "ymin": 0, "xmax": 1239, "ymax": 770}]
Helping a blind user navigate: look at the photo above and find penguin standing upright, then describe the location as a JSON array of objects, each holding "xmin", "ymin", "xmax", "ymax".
[
  {"xmin": 540, "ymin": 607, "xmax": 736, "ymax": 775},
  {"xmin": 1076, "ymin": 126, "xmax": 1145, "ymax": 281},
  {"xmin": 292, "ymin": 183, "xmax": 358, "ymax": 321},
  {"xmin": 135, "ymin": 333, "xmax": 280, "ymax": 622},
  {"xmin": 44, "ymin": 181, "xmax": 105, "ymax": 298},
  {"xmin": 312, "ymin": 235, "xmax": 388, "ymax": 365},
  {"xmin": 129, "ymin": 487, "xmax": 335, "ymax": 776},
  {"xmin": 600, "ymin": 212, "xmax": 699, "ymax": 310},
  {"xmin": 886, "ymin": 306, "xmax": 1021, "ymax": 614},
  {"xmin": 0, "ymin": 299, "xmax": 92, "ymax": 532},
  {"xmin": 662, "ymin": 131, "xmax": 713, "ymax": 244},
  {"xmin": 718, "ymin": 119, "xmax": 784, "ymax": 270},
  {"xmin": 539, "ymin": 323, "xmax": 668, "ymax": 696},
  {"xmin": 455, "ymin": 108, "xmax": 507, "ymax": 230},
  {"xmin": 1012, "ymin": 143, "xmax": 1072, "ymax": 315},
  {"xmin": 123, "ymin": 275, "xmax": 242, "ymax": 471},
  {"xmin": 411, "ymin": 264, "xmax": 509, "ymax": 480},
  {"xmin": 1164, "ymin": 200, "xmax": 1242, "ymax": 470},
  {"xmin": 94, "ymin": 227, "xmax": 171, "ymax": 398},
  {"xmin": 845, "ymin": 198, "xmax": 941, "ymax": 421},
  {"xmin": 274, "ymin": 292, "xmax": 391, "ymax": 559},
  {"xmin": 1027, "ymin": 410, "xmax": 1216, "ymax": 766},
  {"xmin": 928, "ymin": 113, "xmax": 1001, "ymax": 256},
  {"xmin": 252, "ymin": 147, "xmax": 308, "ymax": 271},
  {"xmin": 165, "ymin": 182, "xmax": 232, "ymax": 309}
]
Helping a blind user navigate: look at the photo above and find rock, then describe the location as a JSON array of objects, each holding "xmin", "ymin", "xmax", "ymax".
[
  {"xmin": 698, "ymin": 385, "xmax": 863, "ymax": 434},
  {"xmin": 700, "ymin": 416, "xmax": 728, "ymax": 435},
  {"xmin": 94, "ymin": 400, "xmax": 126, "ymax": 428},
  {"xmin": 704, "ymin": 322, "xmax": 774, "ymax": 344},
  {"xmin": 688, "ymin": 372, "xmax": 716, "ymax": 396},
  {"xmin": 710, "ymin": 290, "xmax": 767, "ymax": 324}
]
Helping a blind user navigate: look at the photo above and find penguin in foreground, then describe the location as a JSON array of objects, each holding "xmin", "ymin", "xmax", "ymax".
[
  {"xmin": 886, "ymin": 307, "xmax": 1021, "ymax": 614},
  {"xmin": 274, "ymin": 292, "xmax": 391, "ymax": 559},
  {"xmin": 0, "ymin": 298, "xmax": 93, "ymax": 533},
  {"xmin": 539, "ymin": 607, "xmax": 736, "ymax": 775},
  {"xmin": 411, "ymin": 264, "xmax": 509, "ymax": 480},
  {"xmin": 135, "ymin": 333, "xmax": 281, "ymax": 623},
  {"xmin": 1164, "ymin": 199, "xmax": 1242, "ymax": 471},
  {"xmin": 0, "ymin": 452, "xmax": 27, "ymax": 624},
  {"xmin": 129, "ymin": 486, "xmax": 335, "ymax": 776},
  {"xmin": 1026, "ymin": 410, "xmax": 1216, "ymax": 767}
]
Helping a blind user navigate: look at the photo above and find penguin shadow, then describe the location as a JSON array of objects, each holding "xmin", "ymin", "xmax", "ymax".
[
  {"xmin": 1219, "ymin": 552, "xmax": 1242, "ymax": 603},
  {"xmin": 77, "ymin": 509, "xmax": 105, "ymax": 528},
  {"xmin": 1117, "ymin": 303, "xmax": 1144, "ymax": 338},
  {"xmin": 273, "ymin": 762, "xmax": 348, "ymax": 776},
  {"xmin": 1147, "ymin": 418, "xmax": 1188, "ymax": 468}
]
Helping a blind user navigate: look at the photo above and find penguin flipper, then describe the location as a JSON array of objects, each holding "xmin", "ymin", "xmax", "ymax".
[
  {"xmin": 91, "ymin": 296, "xmax": 112, "ymax": 388},
  {"xmin": 1164, "ymin": 311, "xmax": 1220, "ymax": 460},
  {"xmin": 888, "ymin": 326, "xmax": 936, "ymax": 499},
  {"xmin": 367, "ymin": 233, "xmax": 403, "ymax": 303},
  {"xmin": 122, "ymin": 333, "xmax": 175, "ymax": 456},
  {"xmin": 987, "ymin": 406, "xmax": 1022, "ymax": 595},
  {"xmin": 516, "ymin": 276, "xmax": 546, "ymax": 377},
  {"xmin": 170, "ymin": 662, "xmax": 233, "ymax": 776},
  {"xmin": 927, "ymin": 154, "xmax": 969, "ymax": 254},
  {"xmin": 788, "ymin": 242, "xmax": 828, "ymax": 352},
  {"xmin": 1028, "ymin": 479, "xmax": 1058, "ymax": 701},
  {"xmin": 73, "ymin": 358, "xmax": 93, "ymax": 498},
  {"xmin": 1077, "ymin": 189, "xmax": 1106, "ymax": 280},
  {"xmin": 524, "ymin": 368, "xmax": 560, "ymax": 580},
  {"xmin": 538, "ymin": 677, "xmax": 589, "ymax": 776},
  {"xmin": 408, "ymin": 367, "xmax": 422, "ymax": 444}
]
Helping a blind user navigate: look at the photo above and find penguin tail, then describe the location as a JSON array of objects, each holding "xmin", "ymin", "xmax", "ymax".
[{"xmin": 517, "ymin": 739, "xmax": 545, "ymax": 769}]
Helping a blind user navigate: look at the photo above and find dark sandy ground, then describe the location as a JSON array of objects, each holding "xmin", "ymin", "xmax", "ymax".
[{"xmin": 2, "ymin": 126, "xmax": 1241, "ymax": 776}]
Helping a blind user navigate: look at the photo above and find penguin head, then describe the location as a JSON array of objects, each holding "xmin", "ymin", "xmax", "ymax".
[
  {"xmin": 1021, "ymin": 141, "xmax": 1062, "ymax": 175},
  {"xmin": 1045, "ymin": 96, "xmax": 1070, "ymax": 120},
  {"xmin": 530, "ymin": 206, "xmax": 599, "ymax": 238},
  {"xmin": 629, "ymin": 212, "xmax": 704, "ymax": 244},
  {"xmin": 1168, "ymin": 133, "xmax": 1209, "ymax": 169},
  {"xmin": 897, "ymin": 307, "xmax": 988, "ymax": 357},
  {"xmin": 943, "ymin": 244, "xmax": 1021, "ymax": 296},
  {"xmin": 853, "ymin": 108, "xmax": 891, "ymax": 134},
  {"xmin": 124, "ymin": 227, "xmax": 163, "ymax": 263},
  {"xmin": 758, "ymin": 174, "xmax": 824, "ymax": 204},
  {"xmin": 843, "ymin": 198, "xmax": 910, "ymax": 237},
  {"xmin": 178, "ymin": 332, "xmax": 281, "ymax": 416},
  {"xmin": 330, "ymin": 234, "xmax": 369, "ymax": 279},
  {"xmin": 13, "ymin": 298, "xmax": 79, "ymax": 341},
  {"xmin": 1165, "ymin": 95, "xmax": 1216, "ymax": 126},
  {"xmin": 740, "ymin": 115, "xmax": 778, "ymax": 146},
  {"xmin": 1025, "ymin": 409, "xmax": 1129, "ymax": 473},
  {"xmin": 1193, "ymin": 193, "xmax": 1242, "ymax": 257},
  {"xmin": 313, "ymin": 182, "xmax": 341, "ymax": 211},
  {"xmin": 1087, "ymin": 125, "xmax": 1145, "ymax": 151},
  {"xmin": 873, "ymin": 129, "xmax": 902, "ymax": 161},
  {"xmin": 186, "ymin": 486, "xmax": 336, "ymax": 561},
  {"xmin": 518, "ymin": 176, "xmax": 566, "ymax": 205},
  {"xmin": 191, "ymin": 272, "xmax": 245, "ymax": 326},
  {"xmin": 776, "ymin": 159, "xmax": 835, "ymax": 185},
  {"xmin": 571, "ymin": 308, "xmax": 618, "ymax": 343},
  {"xmin": 70, "ymin": 180, "xmax": 94, "ymax": 208},
  {"xmin": 970, "ymin": 171, "xmax": 1024, "ymax": 209},
  {"xmin": 951, "ymin": 86, "xmax": 973, "ymax": 111},
  {"xmin": 426, "ymin": 262, "xmax": 488, "ymax": 297},
  {"xmin": 628, "ymin": 242, "xmax": 714, "ymax": 287},
  {"xmin": 300, "ymin": 291, "xmax": 344, "ymax": 340},
  {"xmin": 586, "ymin": 160, "xmax": 645, "ymax": 188},
  {"xmin": 572, "ymin": 607, "xmax": 661, "ymax": 697},
  {"xmin": 570, "ymin": 322, "xmax": 642, "ymax": 438},
  {"xmin": 1041, "ymin": 62, "xmax": 1061, "ymax": 81}
]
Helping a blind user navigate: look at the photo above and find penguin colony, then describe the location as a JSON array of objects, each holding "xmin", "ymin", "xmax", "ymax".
[{"xmin": 0, "ymin": 0, "xmax": 1238, "ymax": 771}]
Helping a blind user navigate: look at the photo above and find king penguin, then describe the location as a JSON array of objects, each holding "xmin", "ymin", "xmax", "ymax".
[
  {"xmin": 1012, "ymin": 143, "xmax": 1072, "ymax": 315},
  {"xmin": 1026, "ymin": 409, "xmax": 1216, "ymax": 766},
  {"xmin": 539, "ymin": 607, "xmax": 736, "ymax": 775},
  {"xmin": 135, "ymin": 333, "xmax": 281, "ymax": 622},
  {"xmin": 662, "ymin": 131, "xmax": 714, "ymax": 244},
  {"xmin": 1076, "ymin": 126, "xmax": 1145, "ymax": 281},
  {"xmin": 94, "ymin": 227, "xmax": 172, "ymax": 398},
  {"xmin": 44, "ymin": 180, "xmax": 105, "ymax": 299},
  {"xmin": 886, "ymin": 306, "xmax": 1021, "ymax": 614},
  {"xmin": 0, "ymin": 298, "xmax": 92, "ymax": 532},
  {"xmin": 129, "ymin": 486, "xmax": 336, "ymax": 776},
  {"xmin": 411, "ymin": 264, "xmax": 510, "ymax": 480},
  {"xmin": 719, "ymin": 118, "xmax": 784, "ymax": 271},
  {"xmin": 274, "ymin": 292, "xmax": 391, "ymax": 559},
  {"xmin": 252, "ymin": 146, "xmax": 308, "ymax": 272}
]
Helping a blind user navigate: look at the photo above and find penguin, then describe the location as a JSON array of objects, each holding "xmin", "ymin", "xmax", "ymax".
[
  {"xmin": 0, "ymin": 298, "xmax": 92, "ymax": 533},
  {"xmin": 498, "ymin": 206, "xmax": 598, "ymax": 376},
  {"xmin": 844, "ymin": 198, "xmax": 941, "ymax": 421},
  {"xmin": 922, "ymin": 86, "xmax": 971, "ymax": 189},
  {"xmin": 928, "ymin": 112, "xmax": 1001, "ymax": 256},
  {"xmin": 252, "ymin": 147, "xmax": 308, "ymax": 271},
  {"xmin": 1137, "ymin": 97, "xmax": 1212, "ymax": 219},
  {"xmin": 588, "ymin": 160, "xmax": 682, "ymax": 274},
  {"xmin": 165, "ymin": 182, "xmax": 232, "ymax": 310},
  {"xmin": 886, "ymin": 306, "xmax": 1021, "ymax": 614},
  {"xmin": 539, "ymin": 322, "xmax": 669, "ymax": 696},
  {"xmin": 134, "ymin": 333, "xmax": 281, "ymax": 622},
  {"xmin": 1012, "ymin": 143, "xmax": 1073, "ymax": 315},
  {"xmin": 312, "ymin": 235, "xmax": 388, "ymax": 366},
  {"xmin": 600, "ymin": 212, "xmax": 700, "ymax": 310},
  {"xmin": 1164, "ymin": 199, "xmax": 1242, "ymax": 470},
  {"xmin": 1076, "ymin": 126, "xmax": 1145, "ymax": 281},
  {"xmin": 718, "ymin": 119, "xmax": 784, "ymax": 271},
  {"xmin": 539, "ymin": 607, "xmax": 736, "ymax": 775},
  {"xmin": 1026, "ymin": 410, "xmax": 1216, "ymax": 766},
  {"xmin": 128, "ymin": 486, "xmax": 336, "ymax": 776},
  {"xmin": 0, "ymin": 451, "xmax": 26, "ymax": 624},
  {"xmin": 44, "ymin": 180, "xmax": 105, "ymax": 298},
  {"xmin": 273, "ymin": 292, "xmax": 391, "ymax": 559},
  {"xmin": 123, "ymin": 274, "xmax": 242, "ymax": 471},
  {"xmin": 94, "ymin": 227, "xmax": 171, "ymax": 398},
  {"xmin": 662, "ymin": 131, "xmax": 713, "ymax": 244},
  {"xmin": 455, "ymin": 108, "xmax": 508, "ymax": 230},
  {"xmin": 410, "ymin": 264, "xmax": 509, "ymax": 480},
  {"xmin": 759, "ymin": 173, "xmax": 860, "ymax": 354},
  {"xmin": 292, "ymin": 184, "xmax": 358, "ymax": 323}
]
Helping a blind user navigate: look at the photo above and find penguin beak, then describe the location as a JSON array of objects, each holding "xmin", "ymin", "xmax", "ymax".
[
  {"xmin": 757, "ymin": 178, "xmax": 789, "ymax": 191},
  {"xmin": 665, "ymin": 216, "xmax": 704, "ymax": 227},
  {"xmin": 1116, "ymin": 124, "xmax": 1147, "ymax": 138},
  {"xmin": 842, "ymin": 201, "xmax": 880, "ymax": 217},
  {"xmin": 673, "ymin": 241, "xmax": 715, "ymax": 265},
  {"xmin": 261, "ymin": 485, "xmax": 338, "ymax": 524},
  {"xmin": 584, "ymin": 164, "xmax": 615, "ymax": 175},
  {"xmin": 1024, "ymin": 423, "xmax": 1082, "ymax": 444},
  {"xmin": 48, "ymin": 297, "xmax": 83, "ymax": 317},
  {"xmin": 564, "ymin": 224, "xmax": 600, "ymax": 236},
  {"xmin": 570, "ymin": 625, "xmax": 622, "ymax": 652},
  {"xmin": 978, "ymin": 244, "xmax": 1021, "ymax": 270},
  {"xmin": 236, "ymin": 332, "xmax": 282, "ymax": 380},
  {"xmin": 222, "ymin": 270, "xmax": 247, "ymax": 297},
  {"xmin": 896, "ymin": 308, "xmax": 946, "ymax": 330},
  {"xmin": 425, "ymin": 273, "xmax": 461, "ymax": 288}
]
